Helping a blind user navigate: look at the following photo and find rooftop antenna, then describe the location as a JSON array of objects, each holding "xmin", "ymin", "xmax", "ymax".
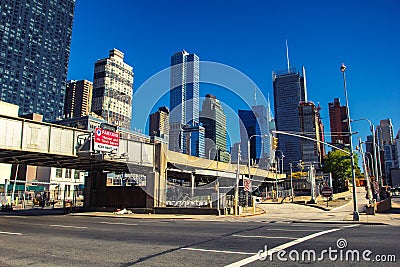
[{"xmin": 286, "ymin": 39, "xmax": 290, "ymax": 73}]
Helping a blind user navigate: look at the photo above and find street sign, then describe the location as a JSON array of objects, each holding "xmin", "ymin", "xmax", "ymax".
[
  {"xmin": 321, "ymin": 186, "xmax": 333, "ymax": 197},
  {"xmin": 94, "ymin": 127, "xmax": 119, "ymax": 152},
  {"xmin": 243, "ymin": 179, "xmax": 251, "ymax": 192}
]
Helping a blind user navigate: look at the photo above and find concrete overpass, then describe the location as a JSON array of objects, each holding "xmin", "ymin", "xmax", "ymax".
[{"xmin": 0, "ymin": 113, "xmax": 284, "ymax": 210}]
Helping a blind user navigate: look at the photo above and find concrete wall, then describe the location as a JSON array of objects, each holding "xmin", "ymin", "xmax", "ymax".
[{"xmin": 0, "ymin": 101, "xmax": 19, "ymax": 185}]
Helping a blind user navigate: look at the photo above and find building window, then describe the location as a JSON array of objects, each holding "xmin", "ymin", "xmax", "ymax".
[{"xmin": 55, "ymin": 168, "xmax": 62, "ymax": 178}]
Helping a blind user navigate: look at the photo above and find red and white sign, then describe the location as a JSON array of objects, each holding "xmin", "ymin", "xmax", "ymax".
[
  {"xmin": 321, "ymin": 187, "xmax": 333, "ymax": 197},
  {"xmin": 94, "ymin": 127, "xmax": 119, "ymax": 152},
  {"xmin": 243, "ymin": 179, "xmax": 252, "ymax": 192}
]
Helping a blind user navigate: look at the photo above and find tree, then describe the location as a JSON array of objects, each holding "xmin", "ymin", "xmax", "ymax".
[{"xmin": 323, "ymin": 149, "xmax": 361, "ymax": 193}]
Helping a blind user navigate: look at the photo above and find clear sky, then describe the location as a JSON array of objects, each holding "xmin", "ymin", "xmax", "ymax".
[{"xmin": 68, "ymin": 0, "xmax": 400, "ymax": 147}]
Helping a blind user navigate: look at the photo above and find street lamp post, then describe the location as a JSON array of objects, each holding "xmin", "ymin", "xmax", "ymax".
[
  {"xmin": 289, "ymin": 162, "xmax": 293, "ymax": 201},
  {"xmin": 235, "ymin": 144, "xmax": 241, "ymax": 216},
  {"xmin": 350, "ymin": 118, "xmax": 381, "ymax": 187},
  {"xmin": 276, "ymin": 150, "xmax": 285, "ymax": 174},
  {"xmin": 247, "ymin": 134, "xmax": 268, "ymax": 180},
  {"xmin": 247, "ymin": 134, "xmax": 268, "ymax": 205},
  {"xmin": 341, "ymin": 63, "xmax": 359, "ymax": 221},
  {"xmin": 365, "ymin": 152, "xmax": 375, "ymax": 178}
]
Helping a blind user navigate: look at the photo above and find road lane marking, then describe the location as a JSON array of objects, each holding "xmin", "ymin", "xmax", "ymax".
[
  {"xmin": 225, "ymin": 227, "xmax": 341, "ymax": 267},
  {"xmin": 181, "ymin": 248, "xmax": 254, "ymax": 255},
  {"xmin": 3, "ymin": 216, "xmax": 27, "ymax": 219},
  {"xmin": 232, "ymin": 234, "xmax": 297, "ymax": 240},
  {"xmin": 100, "ymin": 222, "xmax": 138, "ymax": 226},
  {"xmin": 50, "ymin": 225, "xmax": 87, "ymax": 229},
  {"xmin": 265, "ymin": 228, "xmax": 319, "ymax": 232},
  {"xmin": 342, "ymin": 224, "xmax": 359, "ymax": 228},
  {"xmin": 0, "ymin": 231, "xmax": 22, "ymax": 235}
]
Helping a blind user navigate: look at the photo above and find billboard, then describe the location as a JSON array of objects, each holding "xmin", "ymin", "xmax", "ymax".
[{"xmin": 94, "ymin": 127, "xmax": 119, "ymax": 152}]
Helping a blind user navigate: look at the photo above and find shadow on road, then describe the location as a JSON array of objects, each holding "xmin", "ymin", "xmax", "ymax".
[{"xmin": 0, "ymin": 208, "xmax": 67, "ymax": 216}]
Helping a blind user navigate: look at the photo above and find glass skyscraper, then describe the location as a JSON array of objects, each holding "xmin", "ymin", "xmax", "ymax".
[
  {"xmin": 273, "ymin": 67, "xmax": 307, "ymax": 171},
  {"xmin": 239, "ymin": 105, "xmax": 270, "ymax": 167},
  {"xmin": 0, "ymin": 0, "xmax": 75, "ymax": 121},
  {"xmin": 169, "ymin": 50, "xmax": 200, "ymax": 153},
  {"xmin": 200, "ymin": 94, "xmax": 227, "ymax": 161}
]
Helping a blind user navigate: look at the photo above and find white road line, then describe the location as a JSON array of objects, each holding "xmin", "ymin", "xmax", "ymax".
[
  {"xmin": 265, "ymin": 228, "xmax": 319, "ymax": 232},
  {"xmin": 100, "ymin": 222, "xmax": 138, "ymax": 226},
  {"xmin": 50, "ymin": 225, "xmax": 87, "ymax": 229},
  {"xmin": 181, "ymin": 248, "xmax": 254, "ymax": 255},
  {"xmin": 232, "ymin": 234, "xmax": 297, "ymax": 240},
  {"xmin": 3, "ymin": 216, "xmax": 27, "ymax": 219},
  {"xmin": 225, "ymin": 227, "xmax": 341, "ymax": 267},
  {"xmin": 342, "ymin": 224, "xmax": 359, "ymax": 228},
  {"xmin": 0, "ymin": 231, "xmax": 22, "ymax": 235}
]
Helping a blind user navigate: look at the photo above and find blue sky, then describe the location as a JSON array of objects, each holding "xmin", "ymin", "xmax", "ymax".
[{"xmin": 68, "ymin": 0, "xmax": 400, "ymax": 147}]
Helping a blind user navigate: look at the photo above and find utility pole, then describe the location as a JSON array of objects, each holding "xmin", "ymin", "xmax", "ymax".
[
  {"xmin": 235, "ymin": 144, "xmax": 240, "ymax": 216},
  {"xmin": 308, "ymin": 163, "xmax": 316, "ymax": 204},
  {"xmin": 289, "ymin": 162, "xmax": 293, "ymax": 202}
]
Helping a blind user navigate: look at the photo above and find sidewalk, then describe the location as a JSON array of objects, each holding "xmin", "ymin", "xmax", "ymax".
[{"xmin": 71, "ymin": 206, "xmax": 266, "ymax": 220}]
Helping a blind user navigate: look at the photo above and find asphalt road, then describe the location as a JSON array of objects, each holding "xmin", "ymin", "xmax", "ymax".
[{"xmin": 0, "ymin": 214, "xmax": 398, "ymax": 266}]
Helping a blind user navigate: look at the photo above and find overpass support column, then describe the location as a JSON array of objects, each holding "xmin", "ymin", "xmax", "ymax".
[
  {"xmin": 146, "ymin": 142, "xmax": 167, "ymax": 208},
  {"xmin": 83, "ymin": 171, "xmax": 106, "ymax": 210},
  {"xmin": 191, "ymin": 173, "xmax": 195, "ymax": 199}
]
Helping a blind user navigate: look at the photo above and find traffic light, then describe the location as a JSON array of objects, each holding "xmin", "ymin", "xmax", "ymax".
[{"xmin": 272, "ymin": 136, "xmax": 278, "ymax": 150}]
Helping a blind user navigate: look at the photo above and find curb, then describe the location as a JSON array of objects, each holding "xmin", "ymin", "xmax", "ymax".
[
  {"xmin": 290, "ymin": 220, "xmax": 388, "ymax": 226},
  {"xmin": 292, "ymin": 200, "xmax": 352, "ymax": 212},
  {"xmin": 70, "ymin": 213, "xmax": 200, "ymax": 220},
  {"xmin": 70, "ymin": 211, "xmax": 267, "ymax": 220}
]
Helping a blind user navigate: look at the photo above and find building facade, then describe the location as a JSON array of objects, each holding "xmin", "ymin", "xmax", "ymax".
[
  {"xmin": 199, "ymin": 94, "xmax": 227, "ymax": 161},
  {"xmin": 328, "ymin": 98, "xmax": 350, "ymax": 148},
  {"xmin": 239, "ymin": 105, "xmax": 270, "ymax": 167},
  {"xmin": 64, "ymin": 80, "xmax": 93, "ymax": 119},
  {"xmin": 299, "ymin": 101, "xmax": 324, "ymax": 168},
  {"xmin": 149, "ymin": 106, "xmax": 169, "ymax": 139},
  {"xmin": 0, "ymin": 0, "xmax": 75, "ymax": 121},
  {"xmin": 273, "ymin": 67, "xmax": 307, "ymax": 171},
  {"xmin": 169, "ymin": 50, "xmax": 200, "ymax": 152},
  {"xmin": 182, "ymin": 124, "xmax": 205, "ymax": 158},
  {"xmin": 91, "ymin": 49, "xmax": 134, "ymax": 130},
  {"xmin": 376, "ymin": 118, "xmax": 394, "ymax": 150}
]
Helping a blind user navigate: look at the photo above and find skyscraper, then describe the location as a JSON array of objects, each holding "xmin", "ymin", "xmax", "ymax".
[
  {"xmin": 0, "ymin": 0, "xmax": 75, "ymax": 121},
  {"xmin": 169, "ymin": 50, "xmax": 200, "ymax": 152},
  {"xmin": 239, "ymin": 105, "xmax": 269, "ymax": 166},
  {"xmin": 273, "ymin": 67, "xmax": 307, "ymax": 171},
  {"xmin": 299, "ymin": 101, "xmax": 324, "ymax": 167},
  {"xmin": 376, "ymin": 118, "xmax": 394, "ymax": 150},
  {"xmin": 182, "ymin": 124, "xmax": 205, "ymax": 158},
  {"xmin": 328, "ymin": 98, "xmax": 350, "ymax": 148},
  {"xmin": 200, "ymin": 94, "xmax": 227, "ymax": 161},
  {"xmin": 64, "ymin": 80, "xmax": 93, "ymax": 119},
  {"xmin": 149, "ymin": 106, "xmax": 169, "ymax": 138},
  {"xmin": 91, "ymin": 49, "xmax": 134, "ymax": 129}
]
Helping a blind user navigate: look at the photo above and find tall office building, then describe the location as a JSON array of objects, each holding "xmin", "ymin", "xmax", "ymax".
[
  {"xmin": 273, "ymin": 67, "xmax": 307, "ymax": 171},
  {"xmin": 182, "ymin": 124, "xmax": 205, "ymax": 158},
  {"xmin": 91, "ymin": 49, "xmax": 134, "ymax": 129},
  {"xmin": 239, "ymin": 105, "xmax": 269, "ymax": 166},
  {"xmin": 169, "ymin": 50, "xmax": 200, "ymax": 152},
  {"xmin": 200, "ymin": 94, "xmax": 227, "ymax": 160},
  {"xmin": 328, "ymin": 98, "xmax": 350, "ymax": 148},
  {"xmin": 299, "ymin": 101, "xmax": 324, "ymax": 167},
  {"xmin": 64, "ymin": 80, "xmax": 93, "ymax": 118},
  {"xmin": 0, "ymin": 0, "xmax": 75, "ymax": 121},
  {"xmin": 376, "ymin": 118, "xmax": 394, "ymax": 150},
  {"xmin": 149, "ymin": 106, "xmax": 169, "ymax": 138}
]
